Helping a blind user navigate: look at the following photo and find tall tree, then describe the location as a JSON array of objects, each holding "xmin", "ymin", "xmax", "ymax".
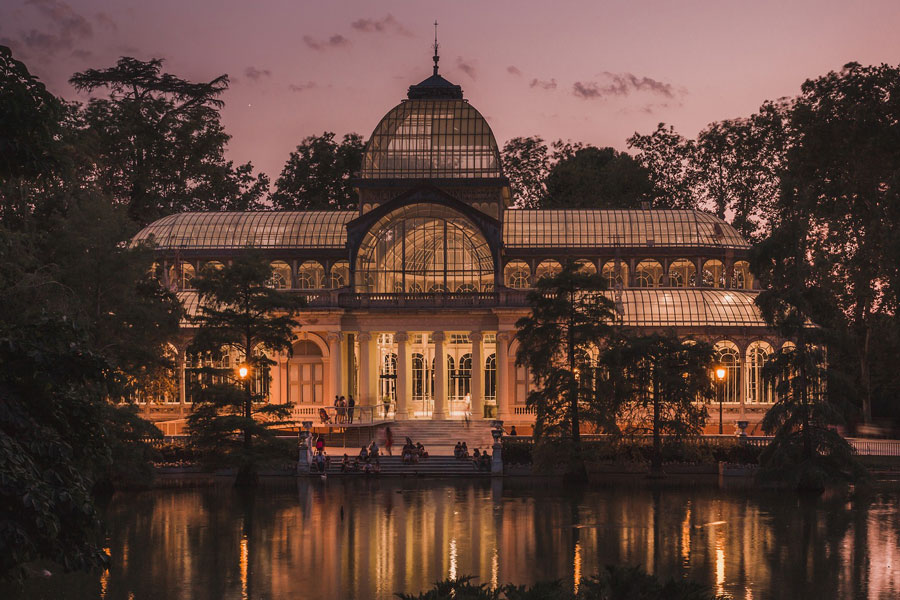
[
  {"xmin": 543, "ymin": 145, "xmax": 653, "ymax": 209},
  {"xmin": 627, "ymin": 123, "xmax": 699, "ymax": 210},
  {"xmin": 187, "ymin": 254, "xmax": 305, "ymax": 486},
  {"xmin": 515, "ymin": 261, "xmax": 617, "ymax": 482},
  {"xmin": 271, "ymin": 131, "xmax": 364, "ymax": 210},
  {"xmin": 602, "ymin": 333, "xmax": 713, "ymax": 473},
  {"xmin": 70, "ymin": 57, "xmax": 268, "ymax": 225},
  {"xmin": 501, "ymin": 136, "xmax": 550, "ymax": 208}
]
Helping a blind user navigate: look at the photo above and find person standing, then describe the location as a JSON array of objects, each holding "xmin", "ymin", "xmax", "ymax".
[
  {"xmin": 347, "ymin": 395, "xmax": 355, "ymax": 424},
  {"xmin": 333, "ymin": 395, "xmax": 341, "ymax": 423},
  {"xmin": 384, "ymin": 426, "xmax": 394, "ymax": 456},
  {"xmin": 463, "ymin": 392, "xmax": 472, "ymax": 425}
]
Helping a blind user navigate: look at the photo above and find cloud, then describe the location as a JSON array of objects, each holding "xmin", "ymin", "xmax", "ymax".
[
  {"xmin": 303, "ymin": 34, "xmax": 351, "ymax": 51},
  {"xmin": 244, "ymin": 66, "xmax": 271, "ymax": 81},
  {"xmin": 507, "ymin": 65, "xmax": 522, "ymax": 76},
  {"xmin": 530, "ymin": 78, "xmax": 557, "ymax": 90},
  {"xmin": 8, "ymin": 0, "xmax": 94, "ymax": 58},
  {"xmin": 350, "ymin": 14, "xmax": 411, "ymax": 36},
  {"xmin": 455, "ymin": 57, "xmax": 476, "ymax": 79},
  {"xmin": 572, "ymin": 72, "xmax": 677, "ymax": 100},
  {"xmin": 288, "ymin": 81, "xmax": 317, "ymax": 93},
  {"xmin": 94, "ymin": 11, "xmax": 116, "ymax": 31}
]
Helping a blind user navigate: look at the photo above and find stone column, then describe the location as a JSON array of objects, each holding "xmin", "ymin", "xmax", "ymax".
[
  {"xmin": 496, "ymin": 332, "xmax": 510, "ymax": 420},
  {"xmin": 327, "ymin": 332, "xmax": 343, "ymax": 400},
  {"xmin": 470, "ymin": 331, "xmax": 484, "ymax": 419},
  {"xmin": 357, "ymin": 332, "xmax": 376, "ymax": 411},
  {"xmin": 432, "ymin": 331, "xmax": 447, "ymax": 420},
  {"xmin": 395, "ymin": 332, "xmax": 411, "ymax": 420}
]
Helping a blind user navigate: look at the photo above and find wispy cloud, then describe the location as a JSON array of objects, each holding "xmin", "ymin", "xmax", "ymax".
[
  {"xmin": 303, "ymin": 34, "xmax": 350, "ymax": 51},
  {"xmin": 572, "ymin": 72, "xmax": 677, "ymax": 100},
  {"xmin": 288, "ymin": 81, "xmax": 317, "ymax": 93},
  {"xmin": 244, "ymin": 66, "xmax": 271, "ymax": 81},
  {"xmin": 4, "ymin": 0, "xmax": 94, "ymax": 58},
  {"xmin": 350, "ymin": 14, "xmax": 411, "ymax": 36},
  {"xmin": 507, "ymin": 65, "xmax": 522, "ymax": 76},
  {"xmin": 455, "ymin": 57, "xmax": 476, "ymax": 79},
  {"xmin": 530, "ymin": 78, "xmax": 557, "ymax": 90}
]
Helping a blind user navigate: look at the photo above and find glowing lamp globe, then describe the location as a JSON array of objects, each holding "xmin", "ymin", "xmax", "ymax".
[{"xmin": 715, "ymin": 367, "xmax": 726, "ymax": 381}]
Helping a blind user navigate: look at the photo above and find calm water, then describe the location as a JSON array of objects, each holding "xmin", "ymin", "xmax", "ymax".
[{"xmin": 6, "ymin": 477, "xmax": 900, "ymax": 600}]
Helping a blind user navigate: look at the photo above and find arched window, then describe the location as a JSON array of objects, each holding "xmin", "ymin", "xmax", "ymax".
[
  {"xmin": 412, "ymin": 353, "xmax": 426, "ymax": 400},
  {"xmin": 268, "ymin": 261, "xmax": 292, "ymax": 289},
  {"xmin": 446, "ymin": 355, "xmax": 456, "ymax": 399},
  {"xmin": 732, "ymin": 260, "xmax": 753, "ymax": 289},
  {"xmin": 703, "ymin": 259, "xmax": 725, "ymax": 288},
  {"xmin": 574, "ymin": 259, "xmax": 597, "ymax": 275},
  {"xmin": 601, "ymin": 260, "xmax": 629, "ymax": 288},
  {"xmin": 668, "ymin": 259, "xmax": 696, "ymax": 288},
  {"xmin": 297, "ymin": 261, "xmax": 325, "ymax": 289},
  {"xmin": 535, "ymin": 259, "xmax": 562, "ymax": 282},
  {"xmin": 457, "ymin": 353, "xmax": 472, "ymax": 400},
  {"xmin": 169, "ymin": 262, "xmax": 195, "ymax": 290},
  {"xmin": 713, "ymin": 340, "xmax": 741, "ymax": 404},
  {"xmin": 202, "ymin": 260, "xmax": 224, "ymax": 274},
  {"xmin": 634, "ymin": 259, "xmax": 663, "ymax": 288},
  {"xmin": 329, "ymin": 261, "xmax": 349, "ymax": 288},
  {"xmin": 485, "ymin": 353, "xmax": 496, "ymax": 404},
  {"xmin": 504, "ymin": 260, "xmax": 531, "ymax": 288},
  {"xmin": 289, "ymin": 339, "xmax": 324, "ymax": 405},
  {"xmin": 746, "ymin": 341, "xmax": 774, "ymax": 404},
  {"xmin": 381, "ymin": 352, "xmax": 397, "ymax": 407},
  {"xmin": 355, "ymin": 203, "xmax": 494, "ymax": 293}
]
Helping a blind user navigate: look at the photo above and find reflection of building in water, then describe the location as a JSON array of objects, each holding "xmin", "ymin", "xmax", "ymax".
[
  {"xmin": 135, "ymin": 50, "xmax": 782, "ymax": 436},
  {"xmin": 78, "ymin": 483, "xmax": 900, "ymax": 600}
]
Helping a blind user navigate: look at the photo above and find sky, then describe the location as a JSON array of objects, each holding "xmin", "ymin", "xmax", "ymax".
[{"xmin": 3, "ymin": 0, "xmax": 900, "ymax": 181}]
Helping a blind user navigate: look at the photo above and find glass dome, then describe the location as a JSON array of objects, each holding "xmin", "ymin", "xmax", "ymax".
[
  {"xmin": 361, "ymin": 99, "xmax": 503, "ymax": 180},
  {"xmin": 355, "ymin": 203, "xmax": 495, "ymax": 293}
]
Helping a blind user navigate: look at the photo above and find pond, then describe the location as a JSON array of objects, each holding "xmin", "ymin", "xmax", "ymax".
[{"xmin": 6, "ymin": 477, "xmax": 900, "ymax": 599}]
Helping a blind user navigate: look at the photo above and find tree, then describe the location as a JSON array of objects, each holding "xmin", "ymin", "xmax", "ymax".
[
  {"xmin": 627, "ymin": 123, "xmax": 699, "ymax": 210},
  {"xmin": 501, "ymin": 136, "xmax": 550, "ymax": 208},
  {"xmin": 602, "ymin": 333, "xmax": 713, "ymax": 473},
  {"xmin": 543, "ymin": 145, "xmax": 653, "ymax": 209},
  {"xmin": 70, "ymin": 57, "xmax": 268, "ymax": 225},
  {"xmin": 187, "ymin": 253, "xmax": 305, "ymax": 486},
  {"xmin": 271, "ymin": 132, "xmax": 364, "ymax": 210},
  {"xmin": 514, "ymin": 261, "xmax": 617, "ymax": 482}
]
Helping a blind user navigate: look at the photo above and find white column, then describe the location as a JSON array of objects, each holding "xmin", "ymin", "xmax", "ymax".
[
  {"xmin": 395, "ymin": 332, "xmax": 410, "ymax": 420},
  {"xmin": 470, "ymin": 331, "xmax": 484, "ymax": 419},
  {"xmin": 357, "ymin": 332, "xmax": 376, "ymax": 409},
  {"xmin": 327, "ymin": 332, "xmax": 343, "ymax": 400},
  {"xmin": 432, "ymin": 331, "xmax": 447, "ymax": 420},
  {"xmin": 496, "ymin": 331, "xmax": 510, "ymax": 420}
]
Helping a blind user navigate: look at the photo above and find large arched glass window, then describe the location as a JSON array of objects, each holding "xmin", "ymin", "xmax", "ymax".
[
  {"xmin": 713, "ymin": 340, "xmax": 741, "ymax": 404},
  {"xmin": 732, "ymin": 260, "xmax": 753, "ymax": 289},
  {"xmin": 297, "ymin": 261, "xmax": 325, "ymax": 289},
  {"xmin": 703, "ymin": 259, "xmax": 725, "ymax": 288},
  {"xmin": 485, "ymin": 353, "xmax": 496, "ymax": 404},
  {"xmin": 635, "ymin": 259, "xmax": 663, "ymax": 288},
  {"xmin": 329, "ymin": 261, "xmax": 349, "ymax": 288},
  {"xmin": 574, "ymin": 259, "xmax": 597, "ymax": 275},
  {"xmin": 535, "ymin": 259, "xmax": 562, "ymax": 282},
  {"xmin": 355, "ymin": 204, "xmax": 494, "ymax": 293},
  {"xmin": 412, "ymin": 353, "xmax": 426, "ymax": 400},
  {"xmin": 668, "ymin": 259, "xmax": 696, "ymax": 288},
  {"xmin": 169, "ymin": 262, "xmax": 195, "ymax": 290},
  {"xmin": 746, "ymin": 341, "xmax": 773, "ymax": 404},
  {"xmin": 268, "ymin": 261, "xmax": 292, "ymax": 289},
  {"xmin": 504, "ymin": 260, "xmax": 531, "ymax": 288},
  {"xmin": 601, "ymin": 260, "xmax": 628, "ymax": 288}
]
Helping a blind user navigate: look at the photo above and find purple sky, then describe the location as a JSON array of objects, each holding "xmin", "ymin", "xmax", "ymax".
[{"xmin": 3, "ymin": 0, "xmax": 900, "ymax": 181}]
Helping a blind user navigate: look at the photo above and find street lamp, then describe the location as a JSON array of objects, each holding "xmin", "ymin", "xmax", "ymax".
[
  {"xmin": 238, "ymin": 363, "xmax": 252, "ymax": 448},
  {"xmin": 238, "ymin": 364, "xmax": 249, "ymax": 379},
  {"xmin": 715, "ymin": 366, "xmax": 726, "ymax": 435}
]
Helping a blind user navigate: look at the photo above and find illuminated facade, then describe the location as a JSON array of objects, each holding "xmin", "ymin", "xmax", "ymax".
[{"xmin": 133, "ymin": 62, "xmax": 781, "ymax": 435}]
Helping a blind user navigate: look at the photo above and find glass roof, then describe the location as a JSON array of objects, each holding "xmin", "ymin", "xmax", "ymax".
[
  {"xmin": 361, "ymin": 99, "xmax": 503, "ymax": 180},
  {"xmin": 614, "ymin": 289, "xmax": 765, "ymax": 327},
  {"xmin": 132, "ymin": 211, "xmax": 354, "ymax": 250},
  {"xmin": 503, "ymin": 209, "xmax": 749, "ymax": 249}
]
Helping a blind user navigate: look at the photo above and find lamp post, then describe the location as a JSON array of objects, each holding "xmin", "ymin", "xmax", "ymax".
[
  {"xmin": 715, "ymin": 366, "xmax": 726, "ymax": 435},
  {"xmin": 238, "ymin": 363, "xmax": 252, "ymax": 448}
]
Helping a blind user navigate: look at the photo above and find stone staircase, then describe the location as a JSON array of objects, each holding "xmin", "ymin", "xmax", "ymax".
[
  {"xmin": 378, "ymin": 420, "xmax": 496, "ymax": 455},
  {"xmin": 308, "ymin": 455, "xmax": 494, "ymax": 477}
]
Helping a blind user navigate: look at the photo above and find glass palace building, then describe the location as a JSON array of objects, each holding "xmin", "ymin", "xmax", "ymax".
[{"xmin": 134, "ymin": 63, "xmax": 782, "ymax": 435}]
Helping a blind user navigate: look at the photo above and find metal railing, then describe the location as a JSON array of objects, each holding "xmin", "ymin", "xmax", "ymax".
[{"xmin": 848, "ymin": 438, "xmax": 900, "ymax": 456}]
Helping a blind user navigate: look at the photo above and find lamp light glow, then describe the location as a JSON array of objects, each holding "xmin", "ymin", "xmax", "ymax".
[
  {"xmin": 239, "ymin": 365, "xmax": 249, "ymax": 379},
  {"xmin": 715, "ymin": 367, "xmax": 726, "ymax": 381}
]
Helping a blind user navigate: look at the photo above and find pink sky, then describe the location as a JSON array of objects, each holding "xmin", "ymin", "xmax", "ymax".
[{"xmin": 3, "ymin": 0, "xmax": 900, "ymax": 181}]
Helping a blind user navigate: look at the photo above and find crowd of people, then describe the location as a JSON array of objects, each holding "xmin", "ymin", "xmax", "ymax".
[
  {"xmin": 401, "ymin": 437, "xmax": 429, "ymax": 464},
  {"xmin": 454, "ymin": 441, "xmax": 492, "ymax": 471}
]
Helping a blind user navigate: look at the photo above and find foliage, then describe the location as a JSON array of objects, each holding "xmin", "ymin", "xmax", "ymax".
[
  {"xmin": 626, "ymin": 124, "xmax": 698, "ymax": 210},
  {"xmin": 397, "ymin": 566, "xmax": 725, "ymax": 599},
  {"xmin": 69, "ymin": 57, "xmax": 268, "ymax": 225},
  {"xmin": 544, "ymin": 146, "xmax": 652, "ymax": 209},
  {"xmin": 271, "ymin": 131, "xmax": 364, "ymax": 210},
  {"xmin": 501, "ymin": 136, "xmax": 551, "ymax": 208},
  {"xmin": 515, "ymin": 262, "xmax": 617, "ymax": 480},
  {"xmin": 187, "ymin": 253, "xmax": 305, "ymax": 484}
]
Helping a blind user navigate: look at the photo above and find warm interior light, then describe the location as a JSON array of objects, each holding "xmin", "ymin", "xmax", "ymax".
[
  {"xmin": 239, "ymin": 365, "xmax": 249, "ymax": 379},
  {"xmin": 715, "ymin": 367, "xmax": 726, "ymax": 381}
]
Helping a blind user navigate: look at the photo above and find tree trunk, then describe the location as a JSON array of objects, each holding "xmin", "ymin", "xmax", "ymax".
[
  {"xmin": 859, "ymin": 324, "xmax": 872, "ymax": 423},
  {"xmin": 565, "ymin": 288, "xmax": 587, "ymax": 484},
  {"xmin": 651, "ymin": 381, "xmax": 662, "ymax": 475}
]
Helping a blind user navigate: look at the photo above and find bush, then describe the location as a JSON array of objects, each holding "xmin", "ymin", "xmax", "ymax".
[{"xmin": 501, "ymin": 438, "xmax": 534, "ymax": 465}]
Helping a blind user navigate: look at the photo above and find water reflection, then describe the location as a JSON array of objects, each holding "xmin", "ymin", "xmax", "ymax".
[{"xmin": 5, "ymin": 479, "xmax": 900, "ymax": 600}]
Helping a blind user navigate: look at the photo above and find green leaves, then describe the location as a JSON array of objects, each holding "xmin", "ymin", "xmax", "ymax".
[{"xmin": 272, "ymin": 131, "xmax": 364, "ymax": 210}]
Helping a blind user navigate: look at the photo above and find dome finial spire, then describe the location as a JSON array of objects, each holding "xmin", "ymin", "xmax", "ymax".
[{"xmin": 432, "ymin": 20, "xmax": 440, "ymax": 76}]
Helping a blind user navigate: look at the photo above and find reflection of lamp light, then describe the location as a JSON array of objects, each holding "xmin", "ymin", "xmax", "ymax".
[{"xmin": 238, "ymin": 365, "xmax": 249, "ymax": 379}]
